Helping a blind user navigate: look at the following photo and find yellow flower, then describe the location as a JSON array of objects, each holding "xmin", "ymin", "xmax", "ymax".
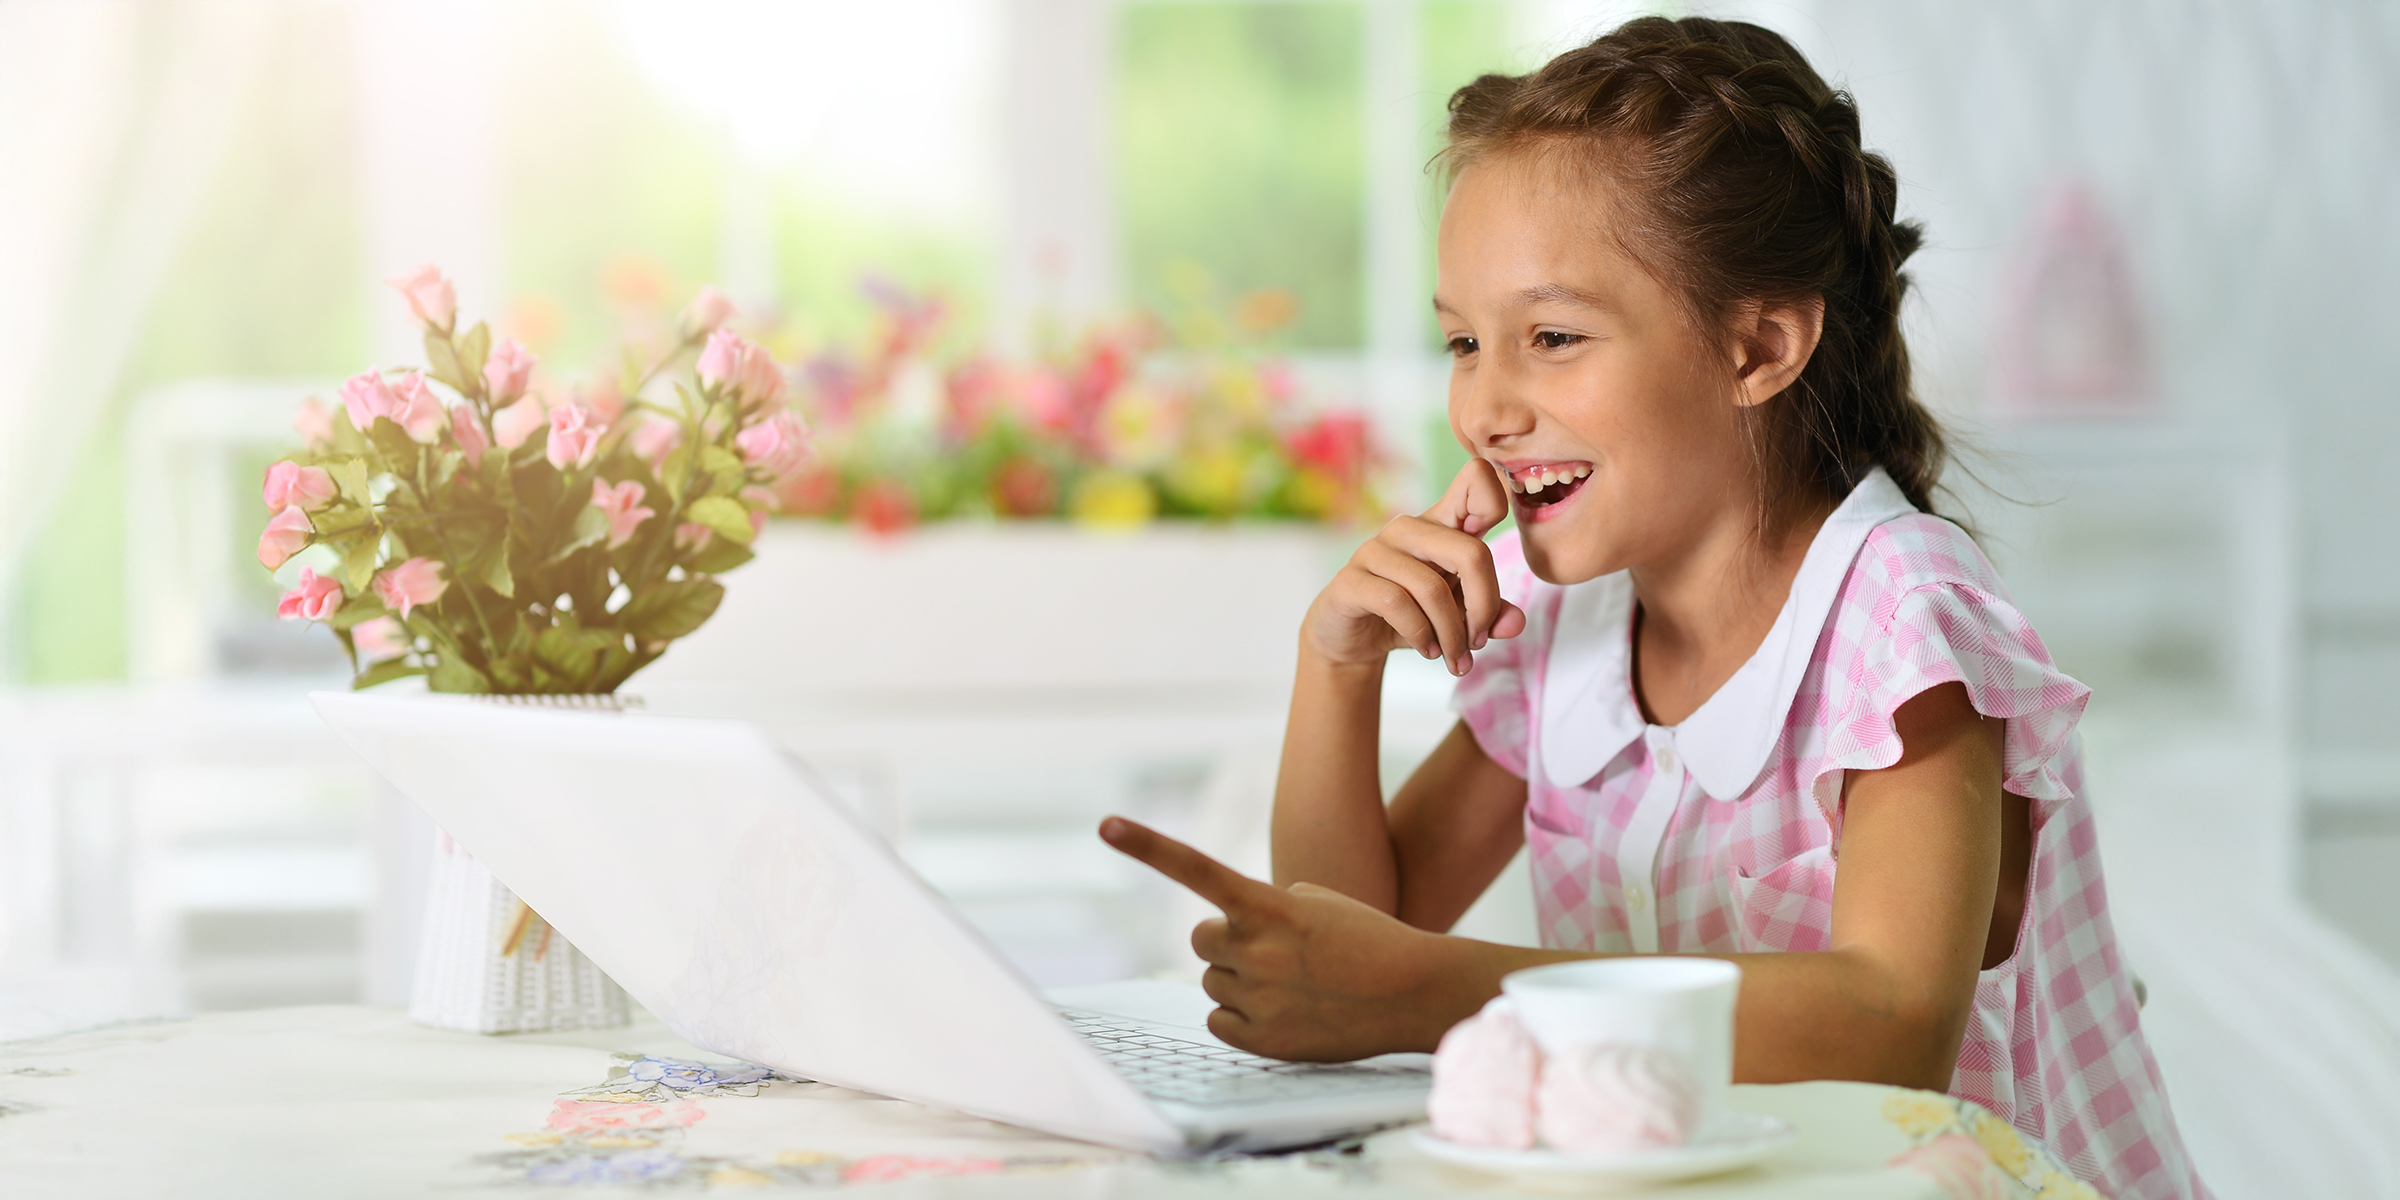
[
  {"xmin": 586, "ymin": 1134, "xmax": 657, "ymax": 1150},
  {"xmin": 1286, "ymin": 467, "xmax": 1344, "ymax": 521},
  {"xmin": 1970, "ymin": 1109, "xmax": 2033, "ymax": 1178},
  {"xmin": 776, "ymin": 1151, "xmax": 839, "ymax": 1167},
  {"xmin": 1881, "ymin": 1093, "xmax": 1957, "ymax": 1139},
  {"xmin": 1165, "ymin": 448, "xmax": 1247, "ymax": 515},
  {"xmin": 502, "ymin": 1131, "xmax": 561, "ymax": 1146},
  {"xmin": 2037, "ymin": 1169, "xmax": 2105, "ymax": 1200},
  {"xmin": 1070, "ymin": 471, "xmax": 1158, "ymax": 529},
  {"xmin": 707, "ymin": 1165, "xmax": 775, "ymax": 1187}
]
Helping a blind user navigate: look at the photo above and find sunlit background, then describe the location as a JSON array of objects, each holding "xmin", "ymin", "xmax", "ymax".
[{"xmin": 2, "ymin": 1, "xmax": 2396, "ymax": 1194}]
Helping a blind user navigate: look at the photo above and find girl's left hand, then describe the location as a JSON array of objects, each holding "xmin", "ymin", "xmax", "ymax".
[{"xmin": 1098, "ymin": 816, "xmax": 1491, "ymax": 1061}]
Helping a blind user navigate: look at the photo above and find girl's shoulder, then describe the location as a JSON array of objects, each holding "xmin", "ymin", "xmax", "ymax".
[{"xmin": 1843, "ymin": 511, "xmax": 2015, "ymax": 611}]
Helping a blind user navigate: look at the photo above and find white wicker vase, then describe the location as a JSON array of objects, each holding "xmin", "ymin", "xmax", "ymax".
[{"xmin": 409, "ymin": 831, "xmax": 630, "ymax": 1034}]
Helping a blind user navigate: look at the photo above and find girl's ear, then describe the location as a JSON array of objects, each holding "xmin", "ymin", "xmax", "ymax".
[{"xmin": 1729, "ymin": 297, "xmax": 1825, "ymax": 408}]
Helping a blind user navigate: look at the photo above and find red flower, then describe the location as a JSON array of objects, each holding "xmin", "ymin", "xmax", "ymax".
[
  {"xmin": 989, "ymin": 457, "xmax": 1058, "ymax": 517},
  {"xmin": 1286, "ymin": 411, "xmax": 1375, "ymax": 482},
  {"xmin": 776, "ymin": 463, "xmax": 843, "ymax": 518},
  {"xmin": 849, "ymin": 478, "xmax": 917, "ymax": 535}
]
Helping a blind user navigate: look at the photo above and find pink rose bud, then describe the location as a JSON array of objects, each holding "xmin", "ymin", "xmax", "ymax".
[
  {"xmin": 371, "ymin": 557, "xmax": 449, "ymax": 620},
  {"xmin": 739, "ymin": 484, "xmax": 779, "ymax": 512},
  {"xmin": 262, "ymin": 461, "xmax": 337, "ymax": 512},
  {"xmin": 573, "ymin": 374, "xmax": 625, "ymax": 425},
  {"xmin": 590, "ymin": 478, "xmax": 655, "ymax": 549},
  {"xmin": 1427, "ymin": 1000, "xmax": 1541, "ymax": 1150},
  {"xmin": 339, "ymin": 369, "xmax": 400, "ymax": 432},
  {"xmin": 1534, "ymin": 1042, "xmax": 1702, "ymax": 1155},
  {"xmin": 545, "ymin": 404, "xmax": 601, "ymax": 470},
  {"xmin": 257, "ymin": 505, "xmax": 314, "ymax": 570},
  {"xmin": 734, "ymin": 411, "xmax": 813, "ymax": 480},
  {"xmin": 293, "ymin": 397, "xmax": 337, "ymax": 448},
  {"xmin": 630, "ymin": 417, "xmax": 682, "ymax": 464},
  {"xmin": 276, "ymin": 567, "xmax": 344, "ymax": 622},
  {"xmin": 351, "ymin": 615, "xmax": 411, "ymax": 661},
  {"xmin": 451, "ymin": 404, "xmax": 490, "ymax": 460},
  {"xmin": 482, "ymin": 337, "xmax": 538, "ymax": 407},
  {"xmin": 494, "ymin": 393, "xmax": 549, "ymax": 449},
  {"xmin": 385, "ymin": 264, "xmax": 456, "ymax": 331},
  {"xmin": 673, "ymin": 522, "xmax": 713, "ymax": 552},
  {"xmin": 391, "ymin": 372, "xmax": 446, "ymax": 444},
  {"xmin": 735, "ymin": 344, "xmax": 786, "ymax": 407},
  {"xmin": 747, "ymin": 507, "xmax": 767, "ymax": 540},
  {"xmin": 696, "ymin": 328, "xmax": 744, "ymax": 387},
  {"xmin": 681, "ymin": 286, "xmax": 737, "ymax": 336}
]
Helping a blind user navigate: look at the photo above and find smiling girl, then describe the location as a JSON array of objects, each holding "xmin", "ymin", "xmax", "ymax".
[{"xmin": 1100, "ymin": 16, "xmax": 2207, "ymax": 1200}]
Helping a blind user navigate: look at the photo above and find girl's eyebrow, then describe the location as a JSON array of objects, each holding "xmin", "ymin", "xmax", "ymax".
[
  {"xmin": 1431, "ymin": 283, "xmax": 1614, "ymax": 321},
  {"xmin": 1515, "ymin": 282, "xmax": 1615, "ymax": 312}
]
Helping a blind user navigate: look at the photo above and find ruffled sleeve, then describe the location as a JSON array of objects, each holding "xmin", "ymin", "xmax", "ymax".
[
  {"xmin": 1451, "ymin": 530, "xmax": 1543, "ymax": 780},
  {"xmin": 1811, "ymin": 578, "xmax": 2091, "ymax": 825}
]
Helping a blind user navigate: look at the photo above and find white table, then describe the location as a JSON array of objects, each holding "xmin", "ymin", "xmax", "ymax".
[{"xmin": 0, "ymin": 1006, "xmax": 2087, "ymax": 1198}]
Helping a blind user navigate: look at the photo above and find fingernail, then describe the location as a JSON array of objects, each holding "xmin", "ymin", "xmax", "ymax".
[
  {"xmin": 1451, "ymin": 657, "xmax": 1468, "ymax": 677},
  {"xmin": 1420, "ymin": 645, "xmax": 1437, "ymax": 660},
  {"xmin": 1473, "ymin": 631, "xmax": 1488, "ymax": 650}
]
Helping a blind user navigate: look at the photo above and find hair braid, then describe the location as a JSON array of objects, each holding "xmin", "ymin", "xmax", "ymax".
[{"xmin": 1441, "ymin": 16, "xmax": 1948, "ymax": 527}]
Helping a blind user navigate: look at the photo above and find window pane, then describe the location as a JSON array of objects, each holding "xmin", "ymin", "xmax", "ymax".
[{"xmin": 1117, "ymin": 2, "xmax": 1365, "ymax": 350}]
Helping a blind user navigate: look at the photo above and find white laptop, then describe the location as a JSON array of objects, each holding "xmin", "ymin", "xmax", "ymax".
[{"xmin": 312, "ymin": 691, "xmax": 1431, "ymax": 1155}]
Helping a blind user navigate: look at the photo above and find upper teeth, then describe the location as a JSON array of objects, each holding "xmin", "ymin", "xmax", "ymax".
[{"xmin": 1509, "ymin": 464, "xmax": 1589, "ymax": 494}]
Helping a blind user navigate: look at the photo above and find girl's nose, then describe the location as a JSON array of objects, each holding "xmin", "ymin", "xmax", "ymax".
[{"xmin": 1450, "ymin": 353, "xmax": 1535, "ymax": 450}]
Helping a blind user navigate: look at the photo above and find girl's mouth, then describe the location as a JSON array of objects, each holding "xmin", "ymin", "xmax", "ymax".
[{"xmin": 1504, "ymin": 462, "xmax": 1592, "ymax": 519}]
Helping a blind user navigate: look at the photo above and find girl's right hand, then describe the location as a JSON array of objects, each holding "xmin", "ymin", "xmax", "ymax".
[{"xmin": 1301, "ymin": 459, "xmax": 1526, "ymax": 677}]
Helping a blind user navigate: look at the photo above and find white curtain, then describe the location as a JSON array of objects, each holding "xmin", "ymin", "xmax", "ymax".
[{"xmin": 0, "ymin": 0, "xmax": 271, "ymax": 675}]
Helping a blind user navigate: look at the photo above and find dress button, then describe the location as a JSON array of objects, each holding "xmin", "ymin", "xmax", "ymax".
[
  {"xmin": 1657, "ymin": 745, "xmax": 1679, "ymax": 776},
  {"xmin": 1625, "ymin": 884, "xmax": 1647, "ymax": 911}
]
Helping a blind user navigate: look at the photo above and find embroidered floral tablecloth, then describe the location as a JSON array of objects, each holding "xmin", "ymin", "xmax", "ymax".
[{"xmin": 0, "ymin": 1006, "xmax": 2091, "ymax": 1199}]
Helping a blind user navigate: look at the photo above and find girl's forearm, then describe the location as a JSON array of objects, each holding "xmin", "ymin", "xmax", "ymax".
[
  {"xmin": 1270, "ymin": 646, "xmax": 1401, "ymax": 907},
  {"xmin": 1405, "ymin": 938, "xmax": 1968, "ymax": 1089}
]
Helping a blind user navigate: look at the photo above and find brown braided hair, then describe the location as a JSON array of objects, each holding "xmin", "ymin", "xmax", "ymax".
[{"xmin": 1441, "ymin": 16, "xmax": 1947, "ymax": 530}]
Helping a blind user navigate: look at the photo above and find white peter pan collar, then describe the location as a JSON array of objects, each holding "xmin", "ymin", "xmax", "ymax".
[{"xmin": 1537, "ymin": 468, "xmax": 1919, "ymax": 798}]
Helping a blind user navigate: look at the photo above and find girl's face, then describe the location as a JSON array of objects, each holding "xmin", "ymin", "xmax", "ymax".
[{"xmin": 1435, "ymin": 151, "xmax": 1759, "ymax": 586}]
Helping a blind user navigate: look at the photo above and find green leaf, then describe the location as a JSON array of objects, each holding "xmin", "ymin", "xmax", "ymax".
[
  {"xmin": 424, "ymin": 329, "xmax": 471, "ymax": 395},
  {"xmin": 545, "ymin": 505, "xmax": 610, "ymax": 566},
  {"xmin": 352, "ymin": 658, "xmax": 426, "ymax": 690},
  {"xmin": 473, "ymin": 540, "xmax": 514, "ymax": 598},
  {"xmin": 683, "ymin": 537, "xmax": 755, "ymax": 575},
  {"xmin": 312, "ymin": 505, "xmax": 374, "ymax": 537},
  {"xmin": 341, "ymin": 536, "xmax": 381, "ymax": 592},
  {"xmin": 532, "ymin": 624, "xmax": 598, "ymax": 688},
  {"xmin": 334, "ymin": 458, "xmax": 372, "ymax": 505},
  {"xmin": 659, "ymin": 440, "xmax": 694, "ymax": 503},
  {"xmin": 699, "ymin": 444, "xmax": 749, "ymax": 496},
  {"xmin": 427, "ymin": 656, "xmax": 492, "ymax": 694},
  {"xmin": 459, "ymin": 321, "xmax": 492, "ymax": 384},
  {"xmin": 330, "ymin": 406, "xmax": 370, "ymax": 458},
  {"xmin": 621, "ymin": 577, "xmax": 724, "ymax": 641},
  {"xmin": 326, "ymin": 593, "xmax": 389, "ymax": 630},
  {"xmin": 369, "ymin": 415, "xmax": 419, "ymax": 465},
  {"xmin": 684, "ymin": 495, "xmax": 755, "ymax": 545}
]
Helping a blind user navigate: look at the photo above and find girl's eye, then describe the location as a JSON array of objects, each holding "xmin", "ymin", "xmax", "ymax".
[
  {"xmin": 1447, "ymin": 335, "xmax": 1479, "ymax": 358},
  {"xmin": 1535, "ymin": 330, "xmax": 1586, "ymax": 350}
]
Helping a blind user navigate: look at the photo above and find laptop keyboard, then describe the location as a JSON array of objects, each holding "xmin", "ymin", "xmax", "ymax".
[{"xmin": 1058, "ymin": 1009, "xmax": 1430, "ymax": 1109}]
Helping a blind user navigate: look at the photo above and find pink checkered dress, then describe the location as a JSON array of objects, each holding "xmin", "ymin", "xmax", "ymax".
[{"xmin": 1452, "ymin": 469, "xmax": 2207, "ymax": 1200}]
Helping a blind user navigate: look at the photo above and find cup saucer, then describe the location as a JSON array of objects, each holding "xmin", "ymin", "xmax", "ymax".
[{"xmin": 1409, "ymin": 1110, "xmax": 1796, "ymax": 1188}]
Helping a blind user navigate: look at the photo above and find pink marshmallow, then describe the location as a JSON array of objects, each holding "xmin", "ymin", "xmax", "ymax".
[
  {"xmin": 1427, "ymin": 1000, "xmax": 1541, "ymax": 1150},
  {"xmin": 1534, "ymin": 1042, "xmax": 1702, "ymax": 1155}
]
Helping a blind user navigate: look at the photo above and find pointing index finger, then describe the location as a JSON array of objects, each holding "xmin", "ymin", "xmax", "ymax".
[{"xmin": 1098, "ymin": 816, "xmax": 1284, "ymax": 923}]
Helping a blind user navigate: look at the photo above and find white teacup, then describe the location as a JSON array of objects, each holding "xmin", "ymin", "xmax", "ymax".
[{"xmin": 1499, "ymin": 957, "xmax": 1742, "ymax": 1130}]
